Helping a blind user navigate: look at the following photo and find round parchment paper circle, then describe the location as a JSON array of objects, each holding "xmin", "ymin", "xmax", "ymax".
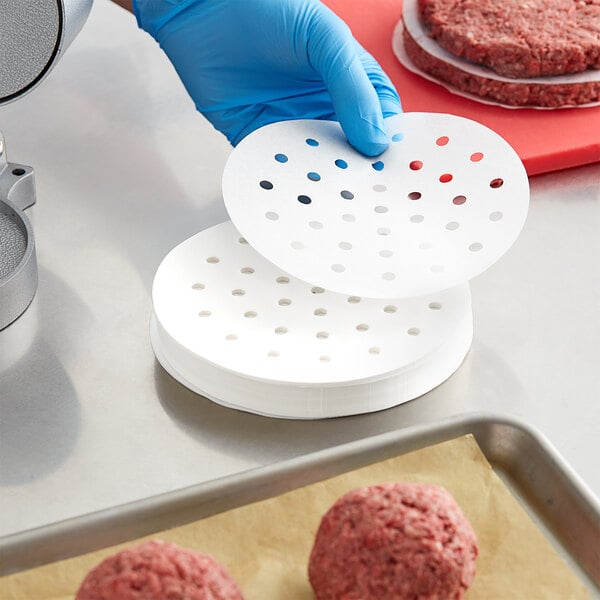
[
  {"xmin": 151, "ymin": 221, "xmax": 472, "ymax": 390},
  {"xmin": 222, "ymin": 114, "xmax": 529, "ymax": 298}
]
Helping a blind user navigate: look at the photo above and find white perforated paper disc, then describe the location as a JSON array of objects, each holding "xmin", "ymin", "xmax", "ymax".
[
  {"xmin": 151, "ymin": 221, "xmax": 473, "ymax": 418},
  {"xmin": 222, "ymin": 113, "xmax": 529, "ymax": 298}
]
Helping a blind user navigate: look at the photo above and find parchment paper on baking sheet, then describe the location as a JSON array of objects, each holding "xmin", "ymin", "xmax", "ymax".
[
  {"xmin": 395, "ymin": 0, "xmax": 600, "ymax": 110},
  {"xmin": 1, "ymin": 435, "xmax": 590, "ymax": 599}
]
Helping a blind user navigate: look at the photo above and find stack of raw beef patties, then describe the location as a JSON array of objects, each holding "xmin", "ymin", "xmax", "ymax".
[{"xmin": 400, "ymin": 0, "xmax": 600, "ymax": 107}]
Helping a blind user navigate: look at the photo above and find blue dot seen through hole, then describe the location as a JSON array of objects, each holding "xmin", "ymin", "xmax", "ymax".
[
  {"xmin": 298, "ymin": 195, "xmax": 312, "ymax": 205},
  {"xmin": 306, "ymin": 138, "xmax": 319, "ymax": 147},
  {"xmin": 372, "ymin": 161, "xmax": 384, "ymax": 171},
  {"xmin": 340, "ymin": 190, "xmax": 354, "ymax": 200},
  {"xmin": 392, "ymin": 133, "xmax": 404, "ymax": 142},
  {"xmin": 259, "ymin": 180, "xmax": 273, "ymax": 190},
  {"xmin": 335, "ymin": 159, "xmax": 348, "ymax": 169},
  {"xmin": 307, "ymin": 172, "xmax": 321, "ymax": 181},
  {"xmin": 274, "ymin": 153, "xmax": 288, "ymax": 163}
]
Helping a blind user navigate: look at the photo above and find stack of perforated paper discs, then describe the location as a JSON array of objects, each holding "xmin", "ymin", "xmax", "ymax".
[{"xmin": 151, "ymin": 113, "xmax": 529, "ymax": 418}]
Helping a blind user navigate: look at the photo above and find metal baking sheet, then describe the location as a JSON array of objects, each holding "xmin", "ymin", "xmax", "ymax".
[{"xmin": 1, "ymin": 413, "xmax": 599, "ymax": 594}]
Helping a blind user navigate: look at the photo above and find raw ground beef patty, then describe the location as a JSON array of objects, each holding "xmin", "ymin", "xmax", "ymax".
[
  {"xmin": 418, "ymin": 0, "xmax": 600, "ymax": 78},
  {"xmin": 401, "ymin": 24, "xmax": 600, "ymax": 107},
  {"xmin": 75, "ymin": 540, "xmax": 244, "ymax": 600},
  {"xmin": 308, "ymin": 482, "xmax": 478, "ymax": 600}
]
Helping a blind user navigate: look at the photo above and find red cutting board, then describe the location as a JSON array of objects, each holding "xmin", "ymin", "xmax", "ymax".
[{"xmin": 325, "ymin": 0, "xmax": 600, "ymax": 176}]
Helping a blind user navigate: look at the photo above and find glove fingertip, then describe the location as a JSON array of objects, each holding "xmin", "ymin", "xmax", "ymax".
[{"xmin": 344, "ymin": 121, "xmax": 390, "ymax": 157}]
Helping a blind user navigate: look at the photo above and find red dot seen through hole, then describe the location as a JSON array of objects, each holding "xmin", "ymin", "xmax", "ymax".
[
  {"xmin": 490, "ymin": 178, "xmax": 504, "ymax": 188},
  {"xmin": 436, "ymin": 136, "xmax": 449, "ymax": 146},
  {"xmin": 409, "ymin": 160, "xmax": 423, "ymax": 170},
  {"xmin": 470, "ymin": 152, "xmax": 484, "ymax": 162},
  {"xmin": 439, "ymin": 173, "xmax": 453, "ymax": 183},
  {"xmin": 453, "ymin": 195, "xmax": 467, "ymax": 205}
]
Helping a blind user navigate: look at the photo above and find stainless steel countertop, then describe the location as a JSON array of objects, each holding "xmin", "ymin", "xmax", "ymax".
[{"xmin": 1, "ymin": 0, "xmax": 599, "ymax": 539}]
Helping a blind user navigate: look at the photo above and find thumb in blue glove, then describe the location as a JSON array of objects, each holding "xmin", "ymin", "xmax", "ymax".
[{"xmin": 133, "ymin": 0, "xmax": 401, "ymax": 156}]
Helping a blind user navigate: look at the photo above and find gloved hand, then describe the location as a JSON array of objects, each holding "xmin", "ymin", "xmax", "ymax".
[{"xmin": 133, "ymin": 0, "xmax": 401, "ymax": 156}]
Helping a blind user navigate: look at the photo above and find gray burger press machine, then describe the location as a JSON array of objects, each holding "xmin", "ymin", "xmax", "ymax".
[{"xmin": 0, "ymin": 0, "xmax": 92, "ymax": 330}]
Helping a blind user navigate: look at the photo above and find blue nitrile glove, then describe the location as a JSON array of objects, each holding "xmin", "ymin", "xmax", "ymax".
[{"xmin": 132, "ymin": 0, "xmax": 402, "ymax": 156}]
